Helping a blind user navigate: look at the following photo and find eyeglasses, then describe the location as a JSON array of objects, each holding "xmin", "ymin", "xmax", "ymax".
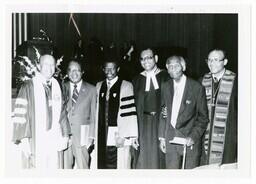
[
  {"xmin": 140, "ymin": 56, "xmax": 154, "ymax": 61},
  {"xmin": 205, "ymin": 58, "xmax": 224, "ymax": 64},
  {"xmin": 69, "ymin": 69, "xmax": 82, "ymax": 73}
]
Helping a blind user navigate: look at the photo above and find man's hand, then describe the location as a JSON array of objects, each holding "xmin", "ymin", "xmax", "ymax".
[
  {"xmin": 19, "ymin": 138, "xmax": 32, "ymax": 158},
  {"xmin": 185, "ymin": 137, "xmax": 194, "ymax": 147},
  {"xmin": 115, "ymin": 136, "xmax": 125, "ymax": 148},
  {"xmin": 161, "ymin": 105, "xmax": 167, "ymax": 119},
  {"xmin": 86, "ymin": 138, "xmax": 94, "ymax": 149},
  {"xmin": 131, "ymin": 138, "xmax": 139, "ymax": 150},
  {"xmin": 57, "ymin": 136, "xmax": 69, "ymax": 151},
  {"xmin": 159, "ymin": 139, "xmax": 166, "ymax": 153}
]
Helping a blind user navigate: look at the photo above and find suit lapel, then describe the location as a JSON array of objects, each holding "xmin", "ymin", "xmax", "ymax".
[
  {"xmin": 176, "ymin": 78, "xmax": 191, "ymax": 124},
  {"xmin": 65, "ymin": 81, "xmax": 72, "ymax": 112},
  {"xmin": 75, "ymin": 81, "xmax": 86, "ymax": 107}
]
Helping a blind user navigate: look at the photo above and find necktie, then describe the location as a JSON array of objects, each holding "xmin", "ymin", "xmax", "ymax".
[
  {"xmin": 213, "ymin": 77, "xmax": 218, "ymax": 83},
  {"xmin": 72, "ymin": 84, "xmax": 79, "ymax": 107},
  {"xmin": 43, "ymin": 80, "xmax": 52, "ymax": 130},
  {"xmin": 213, "ymin": 77, "xmax": 219, "ymax": 91},
  {"xmin": 212, "ymin": 77, "xmax": 220, "ymax": 104},
  {"xmin": 106, "ymin": 81, "xmax": 111, "ymax": 101}
]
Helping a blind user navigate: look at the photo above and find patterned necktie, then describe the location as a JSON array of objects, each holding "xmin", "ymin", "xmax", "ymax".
[
  {"xmin": 44, "ymin": 80, "xmax": 52, "ymax": 130},
  {"xmin": 72, "ymin": 84, "xmax": 79, "ymax": 107},
  {"xmin": 106, "ymin": 81, "xmax": 111, "ymax": 101}
]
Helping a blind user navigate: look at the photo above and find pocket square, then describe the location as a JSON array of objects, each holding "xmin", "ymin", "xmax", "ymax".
[
  {"xmin": 186, "ymin": 100, "xmax": 191, "ymax": 104},
  {"xmin": 113, "ymin": 93, "xmax": 117, "ymax": 98}
]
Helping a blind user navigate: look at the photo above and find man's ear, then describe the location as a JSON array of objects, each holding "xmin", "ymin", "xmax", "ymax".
[
  {"xmin": 223, "ymin": 59, "xmax": 228, "ymax": 66},
  {"xmin": 117, "ymin": 67, "xmax": 120, "ymax": 72},
  {"xmin": 165, "ymin": 64, "xmax": 169, "ymax": 70},
  {"xmin": 154, "ymin": 55, "xmax": 158, "ymax": 63}
]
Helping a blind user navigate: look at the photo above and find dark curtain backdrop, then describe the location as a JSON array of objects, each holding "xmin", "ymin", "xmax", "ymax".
[{"xmin": 26, "ymin": 13, "xmax": 237, "ymax": 81}]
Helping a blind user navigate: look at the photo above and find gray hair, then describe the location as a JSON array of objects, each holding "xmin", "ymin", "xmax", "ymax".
[{"xmin": 166, "ymin": 55, "xmax": 186, "ymax": 71}]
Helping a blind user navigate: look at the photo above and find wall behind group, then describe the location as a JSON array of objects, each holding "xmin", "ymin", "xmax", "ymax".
[{"xmin": 25, "ymin": 13, "xmax": 237, "ymax": 81}]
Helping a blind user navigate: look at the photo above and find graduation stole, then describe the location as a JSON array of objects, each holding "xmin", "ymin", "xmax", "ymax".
[{"xmin": 202, "ymin": 69, "xmax": 236, "ymax": 164}]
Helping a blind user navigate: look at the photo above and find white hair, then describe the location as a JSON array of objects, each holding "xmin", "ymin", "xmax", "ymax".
[{"xmin": 166, "ymin": 55, "xmax": 186, "ymax": 71}]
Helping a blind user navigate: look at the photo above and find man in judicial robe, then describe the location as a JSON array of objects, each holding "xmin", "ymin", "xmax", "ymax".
[
  {"xmin": 12, "ymin": 54, "xmax": 70, "ymax": 169},
  {"xmin": 62, "ymin": 60, "xmax": 96, "ymax": 169},
  {"xmin": 94, "ymin": 59, "xmax": 139, "ymax": 169},
  {"xmin": 158, "ymin": 55, "xmax": 208, "ymax": 169},
  {"xmin": 200, "ymin": 49, "xmax": 237, "ymax": 166},
  {"xmin": 133, "ymin": 48, "xmax": 169, "ymax": 169}
]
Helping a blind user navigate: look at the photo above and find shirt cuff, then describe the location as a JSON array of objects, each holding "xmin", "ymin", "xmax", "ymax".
[{"xmin": 159, "ymin": 137, "xmax": 165, "ymax": 141}]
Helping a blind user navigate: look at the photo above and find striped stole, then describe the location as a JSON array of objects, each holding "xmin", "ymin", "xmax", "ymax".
[{"xmin": 202, "ymin": 70, "xmax": 236, "ymax": 164}]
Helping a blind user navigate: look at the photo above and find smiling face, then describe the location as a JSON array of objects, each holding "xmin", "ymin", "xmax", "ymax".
[
  {"xmin": 207, "ymin": 50, "xmax": 227, "ymax": 75},
  {"xmin": 166, "ymin": 57, "xmax": 184, "ymax": 81},
  {"xmin": 103, "ymin": 62, "xmax": 119, "ymax": 81},
  {"xmin": 39, "ymin": 55, "xmax": 56, "ymax": 80},
  {"xmin": 140, "ymin": 49, "xmax": 158, "ymax": 72},
  {"xmin": 68, "ymin": 61, "xmax": 83, "ymax": 84}
]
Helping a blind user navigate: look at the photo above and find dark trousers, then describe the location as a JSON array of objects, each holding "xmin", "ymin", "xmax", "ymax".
[
  {"xmin": 165, "ymin": 142, "xmax": 200, "ymax": 169},
  {"xmin": 98, "ymin": 146, "xmax": 117, "ymax": 169}
]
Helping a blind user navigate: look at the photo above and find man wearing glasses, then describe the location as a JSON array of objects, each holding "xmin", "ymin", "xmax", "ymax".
[
  {"xmin": 133, "ymin": 48, "xmax": 169, "ymax": 169},
  {"xmin": 201, "ymin": 49, "xmax": 237, "ymax": 166}
]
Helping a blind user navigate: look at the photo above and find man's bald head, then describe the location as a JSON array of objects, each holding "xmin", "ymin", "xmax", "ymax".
[
  {"xmin": 39, "ymin": 54, "xmax": 56, "ymax": 65},
  {"xmin": 39, "ymin": 54, "xmax": 56, "ymax": 80}
]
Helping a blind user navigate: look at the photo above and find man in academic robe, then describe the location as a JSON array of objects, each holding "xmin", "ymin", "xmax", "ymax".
[
  {"xmin": 61, "ymin": 60, "xmax": 96, "ymax": 169},
  {"xmin": 133, "ymin": 48, "xmax": 169, "ymax": 169},
  {"xmin": 200, "ymin": 49, "xmax": 237, "ymax": 166},
  {"xmin": 12, "ymin": 54, "xmax": 70, "ymax": 169},
  {"xmin": 159, "ymin": 55, "xmax": 208, "ymax": 169},
  {"xmin": 94, "ymin": 59, "xmax": 139, "ymax": 169}
]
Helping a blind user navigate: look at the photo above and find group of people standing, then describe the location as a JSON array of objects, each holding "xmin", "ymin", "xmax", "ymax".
[{"xmin": 12, "ymin": 47, "xmax": 237, "ymax": 170}]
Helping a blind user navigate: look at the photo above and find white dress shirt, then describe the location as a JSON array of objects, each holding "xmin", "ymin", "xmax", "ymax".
[
  {"xmin": 212, "ymin": 68, "xmax": 225, "ymax": 82},
  {"xmin": 106, "ymin": 76, "xmax": 118, "ymax": 89},
  {"xmin": 170, "ymin": 74, "xmax": 187, "ymax": 128}
]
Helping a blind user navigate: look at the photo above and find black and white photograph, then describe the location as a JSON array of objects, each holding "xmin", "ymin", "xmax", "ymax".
[{"xmin": 1, "ymin": 0, "xmax": 255, "ymax": 183}]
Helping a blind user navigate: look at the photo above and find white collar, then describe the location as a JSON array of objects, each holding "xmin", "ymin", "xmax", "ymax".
[
  {"xmin": 70, "ymin": 79, "xmax": 83, "ymax": 89},
  {"xmin": 173, "ymin": 74, "xmax": 186, "ymax": 87},
  {"xmin": 106, "ymin": 76, "xmax": 118, "ymax": 88},
  {"xmin": 36, "ymin": 72, "xmax": 53, "ymax": 85},
  {"xmin": 140, "ymin": 66, "xmax": 161, "ymax": 77},
  {"xmin": 212, "ymin": 69, "xmax": 225, "ymax": 82}
]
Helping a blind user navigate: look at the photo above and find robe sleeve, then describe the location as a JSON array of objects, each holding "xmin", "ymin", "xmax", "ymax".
[
  {"xmin": 189, "ymin": 85, "xmax": 209, "ymax": 142},
  {"xmin": 58, "ymin": 82, "xmax": 71, "ymax": 137},
  {"xmin": 12, "ymin": 82, "xmax": 33, "ymax": 144},
  {"xmin": 59, "ymin": 103, "xmax": 71, "ymax": 137},
  {"xmin": 89, "ymin": 86, "xmax": 97, "ymax": 140},
  {"xmin": 158, "ymin": 81, "xmax": 167, "ymax": 139},
  {"xmin": 118, "ymin": 81, "xmax": 138, "ymax": 138}
]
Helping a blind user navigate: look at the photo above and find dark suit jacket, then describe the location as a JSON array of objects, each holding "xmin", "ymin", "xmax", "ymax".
[
  {"xmin": 62, "ymin": 80, "xmax": 97, "ymax": 147},
  {"xmin": 159, "ymin": 77, "xmax": 209, "ymax": 151}
]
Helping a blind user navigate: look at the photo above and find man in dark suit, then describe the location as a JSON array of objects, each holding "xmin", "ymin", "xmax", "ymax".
[
  {"xmin": 62, "ymin": 59, "xmax": 96, "ymax": 169},
  {"xmin": 158, "ymin": 55, "xmax": 208, "ymax": 169}
]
